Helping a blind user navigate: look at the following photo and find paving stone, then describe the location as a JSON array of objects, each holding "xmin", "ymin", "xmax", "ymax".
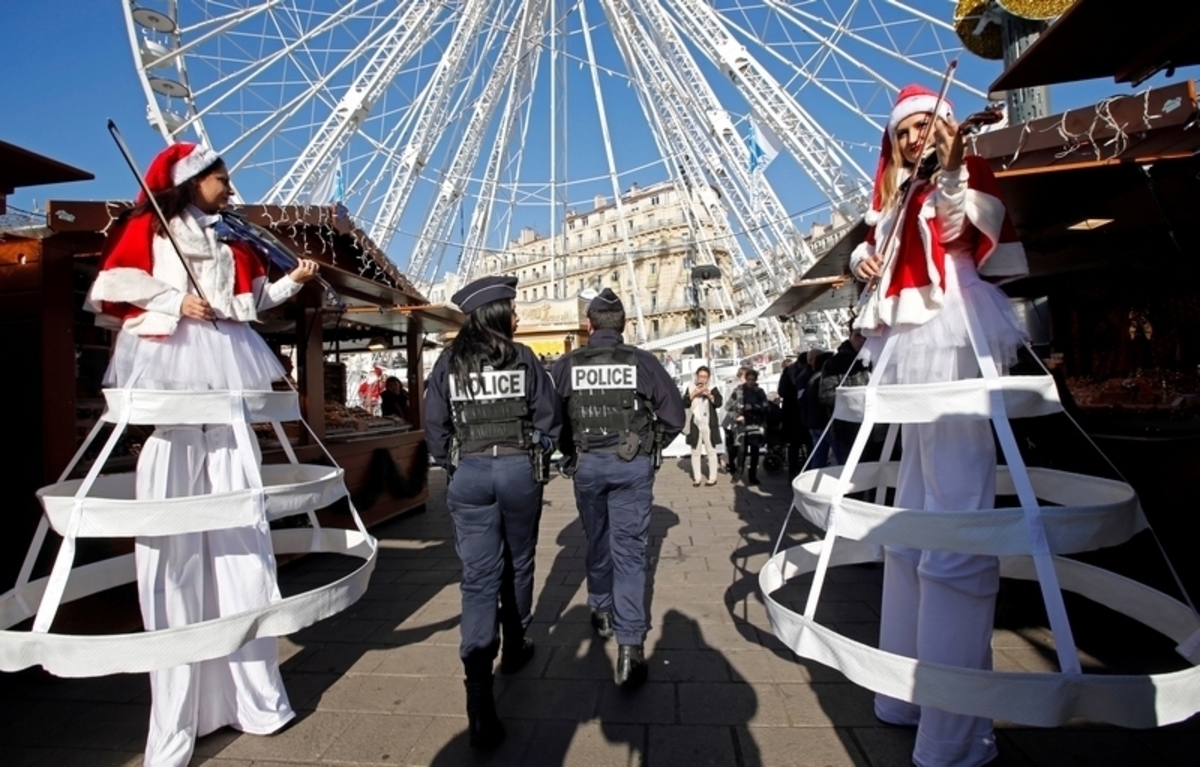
[
  {"xmin": 645, "ymin": 649, "xmax": 731, "ymax": 682},
  {"xmin": 778, "ymin": 683, "xmax": 878, "ymax": 728},
  {"xmin": 596, "ymin": 682, "xmax": 677, "ymax": 724},
  {"xmin": 496, "ymin": 678, "xmax": 603, "ymax": 721},
  {"xmin": 736, "ymin": 725, "xmax": 869, "ymax": 767},
  {"xmin": 393, "ymin": 677, "xmax": 471, "ymax": 718},
  {"xmin": 647, "ymin": 724, "xmax": 735, "ymax": 767},
  {"xmin": 319, "ymin": 713, "xmax": 432, "ymax": 764},
  {"xmin": 215, "ymin": 711, "xmax": 356, "ymax": 762},
  {"xmin": 677, "ymin": 681, "xmax": 790, "ymax": 726},
  {"xmin": 404, "ymin": 715, "xmax": 539, "ymax": 766},
  {"xmin": 1002, "ymin": 728, "xmax": 1176, "ymax": 767},
  {"xmin": 313, "ymin": 673, "xmax": 410, "ymax": 713}
]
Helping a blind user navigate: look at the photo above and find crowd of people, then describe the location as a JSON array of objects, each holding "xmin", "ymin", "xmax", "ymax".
[{"xmin": 77, "ymin": 77, "xmax": 1027, "ymax": 767}]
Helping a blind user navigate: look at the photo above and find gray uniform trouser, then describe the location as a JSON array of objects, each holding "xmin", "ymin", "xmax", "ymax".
[{"xmin": 572, "ymin": 453, "xmax": 654, "ymax": 646}]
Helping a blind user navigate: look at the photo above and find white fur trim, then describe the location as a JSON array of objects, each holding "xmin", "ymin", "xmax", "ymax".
[
  {"xmin": 171, "ymin": 145, "xmax": 220, "ymax": 185},
  {"xmin": 864, "ymin": 208, "xmax": 881, "ymax": 226},
  {"xmin": 979, "ymin": 241, "xmax": 1028, "ymax": 280},
  {"xmin": 888, "ymin": 95, "xmax": 954, "ymax": 136},
  {"xmin": 89, "ymin": 267, "xmax": 177, "ymax": 306}
]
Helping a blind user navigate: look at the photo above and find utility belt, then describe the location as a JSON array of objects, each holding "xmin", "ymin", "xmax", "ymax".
[
  {"xmin": 456, "ymin": 442, "xmax": 551, "ymax": 485},
  {"xmin": 576, "ymin": 429, "xmax": 662, "ymax": 470},
  {"xmin": 460, "ymin": 444, "xmax": 527, "ymax": 457}
]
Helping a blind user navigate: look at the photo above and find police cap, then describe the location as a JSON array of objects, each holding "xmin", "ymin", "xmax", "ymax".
[
  {"xmin": 451, "ymin": 275, "xmax": 518, "ymax": 314},
  {"xmin": 588, "ymin": 287, "xmax": 624, "ymax": 314}
]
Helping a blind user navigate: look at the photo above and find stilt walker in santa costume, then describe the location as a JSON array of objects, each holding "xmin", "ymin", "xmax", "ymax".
[
  {"xmin": 850, "ymin": 85, "xmax": 1028, "ymax": 767},
  {"xmin": 88, "ymin": 143, "xmax": 322, "ymax": 767}
]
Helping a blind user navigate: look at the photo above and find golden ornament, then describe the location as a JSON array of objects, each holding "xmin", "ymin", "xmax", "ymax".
[
  {"xmin": 954, "ymin": 0, "xmax": 1005, "ymax": 61},
  {"xmin": 997, "ymin": 0, "xmax": 1077, "ymax": 22}
]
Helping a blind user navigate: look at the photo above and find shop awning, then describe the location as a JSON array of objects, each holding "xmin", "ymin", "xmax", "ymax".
[
  {"xmin": 0, "ymin": 141, "xmax": 92, "ymax": 214},
  {"xmin": 990, "ymin": 0, "xmax": 1200, "ymax": 90},
  {"xmin": 761, "ymin": 221, "xmax": 868, "ymax": 318}
]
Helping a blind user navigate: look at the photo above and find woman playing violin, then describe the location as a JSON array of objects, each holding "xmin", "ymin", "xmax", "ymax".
[
  {"xmin": 849, "ymin": 86, "xmax": 1027, "ymax": 767},
  {"xmin": 88, "ymin": 143, "xmax": 320, "ymax": 767}
]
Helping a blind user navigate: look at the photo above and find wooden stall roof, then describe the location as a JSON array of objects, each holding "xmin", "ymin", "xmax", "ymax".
[
  {"xmin": 990, "ymin": 0, "xmax": 1200, "ymax": 91},
  {"xmin": 0, "ymin": 141, "xmax": 93, "ymax": 194},
  {"xmin": 761, "ymin": 220, "xmax": 868, "ymax": 318},
  {"xmin": 41, "ymin": 200, "xmax": 449, "ymax": 325},
  {"xmin": 0, "ymin": 141, "xmax": 93, "ymax": 215},
  {"xmin": 966, "ymin": 81, "xmax": 1200, "ymax": 286}
]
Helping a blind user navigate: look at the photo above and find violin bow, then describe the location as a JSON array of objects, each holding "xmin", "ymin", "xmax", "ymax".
[
  {"xmin": 865, "ymin": 59, "xmax": 958, "ymax": 296},
  {"xmin": 106, "ymin": 119, "xmax": 218, "ymax": 328}
]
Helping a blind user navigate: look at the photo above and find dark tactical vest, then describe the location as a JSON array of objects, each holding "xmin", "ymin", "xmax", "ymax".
[
  {"xmin": 449, "ymin": 364, "xmax": 533, "ymax": 455},
  {"xmin": 567, "ymin": 344, "xmax": 653, "ymax": 453}
]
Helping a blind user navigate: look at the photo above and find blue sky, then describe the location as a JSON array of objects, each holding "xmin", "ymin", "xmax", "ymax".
[{"xmin": 3, "ymin": 2, "xmax": 1194, "ymax": 275}]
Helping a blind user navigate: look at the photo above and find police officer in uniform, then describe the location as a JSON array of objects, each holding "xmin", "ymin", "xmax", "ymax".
[
  {"xmin": 425, "ymin": 275, "xmax": 562, "ymax": 749},
  {"xmin": 551, "ymin": 288, "xmax": 685, "ymax": 686}
]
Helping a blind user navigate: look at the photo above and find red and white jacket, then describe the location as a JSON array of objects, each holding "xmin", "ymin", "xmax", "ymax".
[
  {"xmin": 851, "ymin": 155, "xmax": 1027, "ymax": 330},
  {"xmin": 88, "ymin": 206, "xmax": 302, "ymax": 336}
]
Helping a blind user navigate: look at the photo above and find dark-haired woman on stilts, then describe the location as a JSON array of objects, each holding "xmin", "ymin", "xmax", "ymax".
[{"xmin": 424, "ymin": 276, "xmax": 562, "ymax": 749}]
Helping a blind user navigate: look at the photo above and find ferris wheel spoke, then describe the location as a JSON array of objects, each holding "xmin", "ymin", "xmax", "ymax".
[
  {"xmin": 410, "ymin": 0, "xmax": 547, "ymax": 287},
  {"xmin": 174, "ymin": 0, "xmax": 391, "ymax": 140},
  {"xmin": 268, "ymin": 1, "xmax": 443, "ymax": 204},
  {"xmin": 219, "ymin": 12, "xmax": 406, "ymax": 178},
  {"xmin": 758, "ymin": 0, "xmax": 986, "ymax": 98},
  {"xmin": 459, "ymin": 8, "xmax": 546, "ymax": 282},
  {"xmin": 367, "ymin": 0, "xmax": 494, "ymax": 251}
]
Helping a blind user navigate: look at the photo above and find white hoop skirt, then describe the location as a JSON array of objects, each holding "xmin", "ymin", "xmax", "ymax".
[
  {"xmin": 760, "ymin": 290, "xmax": 1200, "ymax": 730},
  {"xmin": 0, "ymin": 318, "xmax": 377, "ymax": 691}
]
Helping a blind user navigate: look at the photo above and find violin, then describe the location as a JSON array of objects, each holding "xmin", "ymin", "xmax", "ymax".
[
  {"xmin": 214, "ymin": 209, "xmax": 344, "ymax": 308},
  {"xmin": 914, "ymin": 104, "xmax": 1005, "ymax": 181}
]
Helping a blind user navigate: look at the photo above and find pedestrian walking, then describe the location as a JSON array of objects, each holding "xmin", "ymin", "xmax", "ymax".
[
  {"xmin": 425, "ymin": 275, "xmax": 563, "ymax": 749},
  {"xmin": 551, "ymin": 288, "xmax": 684, "ymax": 686},
  {"xmin": 684, "ymin": 365, "xmax": 723, "ymax": 486}
]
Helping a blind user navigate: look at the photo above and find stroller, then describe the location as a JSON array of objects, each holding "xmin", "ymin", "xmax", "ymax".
[{"xmin": 736, "ymin": 399, "xmax": 791, "ymax": 477}]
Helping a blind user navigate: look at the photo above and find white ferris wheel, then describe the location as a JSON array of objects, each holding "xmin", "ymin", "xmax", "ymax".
[{"xmin": 122, "ymin": 0, "xmax": 1001, "ymax": 352}]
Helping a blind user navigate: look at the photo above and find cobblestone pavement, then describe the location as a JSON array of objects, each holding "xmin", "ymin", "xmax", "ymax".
[{"xmin": 2, "ymin": 461, "xmax": 1196, "ymax": 766}]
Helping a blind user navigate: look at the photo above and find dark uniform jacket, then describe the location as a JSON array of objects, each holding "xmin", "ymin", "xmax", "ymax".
[
  {"xmin": 424, "ymin": 343, "xmax": 562, "ymax": 469},
  {"xmin": 549, "ymin": 329, "xmax": 685, "ymax": 454}
]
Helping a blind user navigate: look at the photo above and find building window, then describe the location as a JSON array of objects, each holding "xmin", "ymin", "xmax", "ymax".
[
  {"xmin": 581, "ymin": 216, "xmax": 589, "ymax": 226},
  {"xmin": 612, "ymin": 271, "xmax": 619, "ymax": 283},
  {"xmin": 651, "ymin": 291, "xmax": 658, "ymax": 311},
  {"xmin": 646, "ymin": 212, "xmax": 655, "ymax": 227},
  {"xmin": 652, "ymin": 319, "xmax": 660, "ymax": 335},
  {"xmin": 522, "ymin": 290, "xmax": 528, "ymax": 301},
  {"xmin": 651, "ymin": 195, "xmax": 660, "ymax": 206},
  {"xmin": 542, "ymin": 286, "xmax": 547, "ymax": 298},
  {"xmin": 611, "ymin": 224, "xmax": 617, "ymax": 238},
  {"xmin": 650, "ymin": 262, "xmax": 657, "ymax": 275}
]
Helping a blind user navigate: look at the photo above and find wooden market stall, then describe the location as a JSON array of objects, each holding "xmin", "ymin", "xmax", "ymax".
[{"xmin": 0, "ymin": 143, "xmax": 93, "ymax": 588}]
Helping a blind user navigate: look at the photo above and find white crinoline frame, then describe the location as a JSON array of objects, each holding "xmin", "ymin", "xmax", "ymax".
[
  {"xmin": 0, "ymin": 383, "xmax": 378, "ymax": 678},
  {"xmin": 759, "ymin": 288, "xmax": 1200, "ymax": 728}
]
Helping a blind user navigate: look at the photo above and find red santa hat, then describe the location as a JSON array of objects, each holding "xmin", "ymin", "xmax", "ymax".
[
  {"xmin": 865, "ymin": 84, "xmax": 955, "ymax": 224},
  {"xmin": 138, "ymin": 142, "xmax": 221, "ymax": 202}
]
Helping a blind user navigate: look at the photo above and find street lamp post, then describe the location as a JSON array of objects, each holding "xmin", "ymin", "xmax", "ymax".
[{"xmin": 691, "ymin": 264, "xmax": 721, "ymax": 370}]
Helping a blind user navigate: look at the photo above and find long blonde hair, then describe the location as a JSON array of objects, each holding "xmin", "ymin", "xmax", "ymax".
[{"xmin": 877, "ymin": 117, "xmax": 942, "ymax": 213}]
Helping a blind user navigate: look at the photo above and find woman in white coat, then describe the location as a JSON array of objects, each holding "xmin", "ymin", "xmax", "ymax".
[{"xmin": 88, "ymin": 143, "xmax": 321, "ymax": 767}]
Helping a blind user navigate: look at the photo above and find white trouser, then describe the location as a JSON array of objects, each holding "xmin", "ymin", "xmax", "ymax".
[
  {"xmin": 136, "ymin": 425, "xmax": 294, "ymax": 767},
  {"xmin": 875, "ymin": 419, "xmax": 1000, "ymax": 767},
  {"xmin": 690, "ymin": 426, "xmax": 718, "ymax": 483}
]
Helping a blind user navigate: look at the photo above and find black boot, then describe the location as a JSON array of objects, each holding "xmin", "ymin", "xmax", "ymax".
[
  {"xmin": 591, "ymin": 610, "xmax": 614, "ymax": 639},
  {"xmin": 500, "ymin": 636, "xmax": 536, "ymax": 675},
  {"xmin": 615, "ymin": 644, "xmax": 648, "ymax": 687},
  {"xmin": 464, "ymin": 676, "xmax": 506, "ymax": 749}
]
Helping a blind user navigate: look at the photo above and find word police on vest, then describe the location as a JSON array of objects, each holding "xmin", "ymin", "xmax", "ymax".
[
  {"xmin": 573, "ymin": 364, "xmax": 637, "ymax": 390},
  {"xmin": 449, "ymin": 370, "xmax": 527, "ymax": 401}
]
